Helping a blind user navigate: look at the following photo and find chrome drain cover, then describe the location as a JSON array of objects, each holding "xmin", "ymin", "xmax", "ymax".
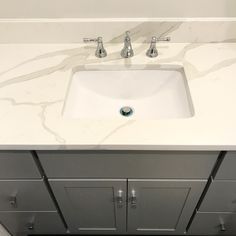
[{"xmin": 120, "ymin": 106, "xmax": 134, "ymax": 117}]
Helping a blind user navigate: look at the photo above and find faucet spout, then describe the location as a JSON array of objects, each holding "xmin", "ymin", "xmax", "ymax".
[{"xmin": 121, "ymin": 31, "xmax": 134, "ymax": 58}]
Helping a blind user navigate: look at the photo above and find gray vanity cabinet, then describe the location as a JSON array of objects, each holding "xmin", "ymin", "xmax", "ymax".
[
  {"xmin": 50, "ymin": 179, "xmax": 127, "ymax": 234},
  {"xmin": 127, "ymin": 180, "xmax": 206, "ymax": 234},
  {"xmin": 36, "ymin": 150, "xmax": 219, "ymax": 235}
]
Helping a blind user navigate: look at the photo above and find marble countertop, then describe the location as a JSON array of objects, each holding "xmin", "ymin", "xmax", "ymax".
[{"xmin": 0, "ymin": 42, "xmax": 236, "ymax": 150}]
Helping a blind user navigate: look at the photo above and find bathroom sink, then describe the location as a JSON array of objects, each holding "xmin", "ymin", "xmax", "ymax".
[{"xmin": 63, "ymin": 65, "xmax": 194, "ymax": 119}]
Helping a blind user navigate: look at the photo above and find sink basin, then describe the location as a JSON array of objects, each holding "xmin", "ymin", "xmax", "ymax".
[{"xmin": 63, "ymin": 65, "xmax": 194, "ymax": 120}]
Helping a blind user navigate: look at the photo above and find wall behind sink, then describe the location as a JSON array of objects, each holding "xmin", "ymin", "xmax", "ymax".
[
  {"xmin": 0, "ymin": 0, "xmax": 236, "ymax": 43},
  {"xmin": 0, "ymin": 0, "xmax": 236, "ymax": 18}
]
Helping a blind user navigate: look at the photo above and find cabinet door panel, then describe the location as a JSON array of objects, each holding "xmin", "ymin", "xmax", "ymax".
[
  {"xmin": 50, "ymin": 179, "xmax": 126, "ymax": 234},
  {"xmin": 0, "ymin": 212, "xmax": 65, "ymax": 236},
  {"xmin": 128, "ymin": 179, "xmax": 206, "ymax": 234}
]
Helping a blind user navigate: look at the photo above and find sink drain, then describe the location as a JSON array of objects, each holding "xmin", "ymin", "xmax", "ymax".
[{"xmin": 120, "ymin": 106, "xmax": 134, "ymax": 117}]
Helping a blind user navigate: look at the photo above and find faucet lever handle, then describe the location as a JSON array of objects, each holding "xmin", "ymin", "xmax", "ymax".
[
  {"xmin": 156, "ymin": 36, "xmax": 171, "ymax": 42},
  {"xmin": 83, "ymin": 38, "xmax": 98, "ymax": 43},
  {"xmin": 83, "ymin": 37, "xmax": 104, "ymax": 43},
  {"xmin": 146, "ymin": 36, "xmax": 171, "ymax": 58},
  {"xmin": 83, "ymin": 37, "xmax": 107, "ymax": 58},
  {"xmin": 151, "ymin": 36, "xmax": 171, "ymax": 43}
]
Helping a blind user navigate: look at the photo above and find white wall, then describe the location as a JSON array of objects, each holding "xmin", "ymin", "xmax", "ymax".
[{"xmin": 0, "ymin": 0, "xmax": 235, "ymax": 18}]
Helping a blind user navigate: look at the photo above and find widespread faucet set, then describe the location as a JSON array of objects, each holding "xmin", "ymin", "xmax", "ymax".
[{"xmin": 83, "ymin": 31, "xmax": 170, "ymax": 58}]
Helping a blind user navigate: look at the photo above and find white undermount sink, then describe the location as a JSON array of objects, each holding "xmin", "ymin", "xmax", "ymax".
[{"xmin": 63, "ymin": 65, "xmax": 194, "ymax": 120}]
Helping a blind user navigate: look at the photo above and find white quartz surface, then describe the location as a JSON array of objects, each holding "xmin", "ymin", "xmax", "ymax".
[{"xmin": 0, "ymin": 43, "xmax": 236, "ymax": 150}]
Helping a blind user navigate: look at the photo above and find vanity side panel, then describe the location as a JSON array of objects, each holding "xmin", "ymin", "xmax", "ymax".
[{"xmin": 38, "ymin": 151, "xmax": 218, "ymax": 179}]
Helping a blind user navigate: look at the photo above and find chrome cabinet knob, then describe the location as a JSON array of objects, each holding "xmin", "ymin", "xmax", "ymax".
[
  {"xmin": 130, "ymin": 189, "xmax": 137, "ymax": 208},
  {"xmin": 116, "ymin": 190, "xmax": 124, "ymax": 208},
  {"xmin": 27, "ymin": 222, "xmax": 34, "ymax": 231},
  {"xmin": 220, "ymin": 223, "xmax": 226, "ymax": 232},
  {"xmin": 9, "ymin": 196, "xmax": 17, "ymax": 208},
  {"xmin": 219, "ymin": 217, "xmax": 227, "ymax": 232}
]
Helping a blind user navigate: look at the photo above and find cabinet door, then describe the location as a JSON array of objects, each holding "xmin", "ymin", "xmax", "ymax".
[
  {"xmin": 128, "ymin": 179, "xmax": 206, "ymax": 234},
  {"xmin": 50, "ymin": 179, "xmax": 126, "ymax": 234},
  {"xmin": 0, "ymin": 180, "xmax": 55, "ymax": 211}
]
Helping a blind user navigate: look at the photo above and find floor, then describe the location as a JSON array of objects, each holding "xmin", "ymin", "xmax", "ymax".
[{"xmin": 0, "ymin": 225, "xmax": 10, "ymax": 236}]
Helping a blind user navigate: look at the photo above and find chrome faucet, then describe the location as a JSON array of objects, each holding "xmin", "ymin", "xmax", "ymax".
[
  {"xmin": 121, "ymin": 31, "xmax": 134, "ymax": 58},
  {"xmin": 83, "ymin": 37, "xmax": 107, "ymax": 58},
  {"xmin": 146, "ymin": 36, "xmax": 171, "ymax": 58}
]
